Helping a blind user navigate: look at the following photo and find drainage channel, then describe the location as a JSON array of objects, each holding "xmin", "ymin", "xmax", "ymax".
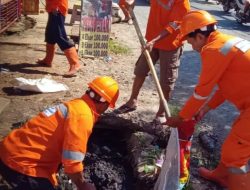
[
  {"xmin": 58, "ymin": 114, "xmax": 170, "ymax": 190},
  {"xmin": 0, "ymin": 115, "xmax": 170, "ymax": 190}
]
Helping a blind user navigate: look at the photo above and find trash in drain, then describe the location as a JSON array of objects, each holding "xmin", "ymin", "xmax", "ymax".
[{"xmin": 58, "ymin": 125, "xmax": 169, "ymax": 190}]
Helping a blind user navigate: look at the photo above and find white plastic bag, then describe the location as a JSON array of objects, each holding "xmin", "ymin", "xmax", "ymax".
[{"xmin": 14, "ymin": 77, "xmax": 69, "ymax": 93}]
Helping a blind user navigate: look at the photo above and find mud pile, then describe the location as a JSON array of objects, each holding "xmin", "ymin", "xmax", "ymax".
[
  {"xmin": 0, "ymin": 115, "xmax": 170, "ymax": 190},
  {"xmin": 58, "ymin": 127, "xmax": 135, "ymax": 190}
]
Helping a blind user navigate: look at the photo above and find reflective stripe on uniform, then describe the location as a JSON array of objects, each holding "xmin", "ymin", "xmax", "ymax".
[
  {"xmin": 57, "ymin": 104, "xmax": 68, "ymax": 118},
  {"xmin": 235, "ymin": 40, "xmax": 250, "ymax": 53},
  {"xmin": 43, "ymin": 104, "xmax": 68, "ymax": 118},
  {"xmin": 43, "ymin": 107, "xmax": 57, "ymax": 117},
  {"xmin": 62, "ymin": 150, "xmax": 85, "ymax": 161},
  {"xmin": 157, "ymin": 0, "xmax": 175, "ymax": 10},
  {"xmin": 220, "ymin": 37, "xmax": 250, "ymax": 55},
  {"xmin": 169, "ymin": 21, "xmax": 179, "ymax": 31},
  {"xmin": 193, "ymin": 92, "xmax": 208, "ymax": 100},
  {"xmin": 228, "ymin": 160, "xmax": 250, "ymax": 174}
]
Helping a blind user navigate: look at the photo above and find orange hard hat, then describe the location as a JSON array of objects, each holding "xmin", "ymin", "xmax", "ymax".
[
  {"xmin": 88, "ymin": 76, "xmax": 119, "ymax": 108},
  {"xmin": 179, "ymin": 10, "xmax": 217, "ymax": 40}
]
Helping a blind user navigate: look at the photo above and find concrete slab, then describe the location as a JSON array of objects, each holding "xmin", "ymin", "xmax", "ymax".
[{"xmin": 0, "ymin": 97, "xmax": 10, "ymax": 115}]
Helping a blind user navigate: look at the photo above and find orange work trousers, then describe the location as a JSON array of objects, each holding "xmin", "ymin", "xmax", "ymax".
[{"xmin": 221, "ymin": 108, "xmax": 250, "ymax": 167}]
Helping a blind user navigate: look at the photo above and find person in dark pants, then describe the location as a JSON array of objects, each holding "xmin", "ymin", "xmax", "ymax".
[{"xmin": 37, "ymin": 0, "xmax": 81, "ymax": 76}]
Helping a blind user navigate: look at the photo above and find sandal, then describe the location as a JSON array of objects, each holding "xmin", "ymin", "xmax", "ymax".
[
  {"xmin": 121, "ymin": 18, "xmax": 130, "ymax": 23},
  {"xmin": 113, "ymin": 104, "xmax": 137, "ymax": 114},
  {"xmin": 128, "ymin": 19, "xmax": 133, "ymax": 25}
]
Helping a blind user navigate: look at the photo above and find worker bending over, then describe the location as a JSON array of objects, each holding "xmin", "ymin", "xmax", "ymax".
[
  {"xmin": 166, "ymin": 10, "xmax": 250, "ymax": 190},
  {"xmin": 0, "ymin": 76, "xmax": 119, "ymax": 190}
]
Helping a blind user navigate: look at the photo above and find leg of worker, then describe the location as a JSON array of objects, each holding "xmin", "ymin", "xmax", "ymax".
[
  {"xmin": 119, "ymin": 0, "xmax": 130, "ymax": 21},
  {"xmin": 125, "ymin": 49, "xmax": 159, "ymax": 108},
  {"xmin": 37, "ymin": 13, "xmax": 56, "ymax": 66},
  {"xmin": 199, "ymin": 110, "xmax": 250, "ymax": 188},
  {"xmin": 157, "ymin": 47, "xmax": 182, "ymax": 117},
  {"xmin": 0, "ymin": 160, "xmax": 56, "ymax": 190},
  {"xmin": 125, "ymin": 0, "xmax": 135, "ymax": 24},
  {"xmin": 54, "ymin": 11, "xmax": 81, "ymax": 76},
  {"xmin": 198, "ymin": 120, "xmax": 236, "ymax": 187},
  {"xmin": 221, "ymin": 111, "xmax": 250, "ymax": 190}
]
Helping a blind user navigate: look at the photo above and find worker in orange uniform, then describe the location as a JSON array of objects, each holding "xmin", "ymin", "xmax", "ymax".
[
  {"xmin": 115, "ymin": 0, "xmax": 190, "ymax": 123},
  {"xmin": 37, "ymin": 0, "xmax": 81, "ymax": 76},
  {"xmin": 0, "ymin": 76, "xmax": 119, "ymax": 190},
  {"xmin": 118, "ymin": 0, "xmax": 135, "ymax": 25},
  {"xmin": 166, "ymin": 10, "xmax": 250, "ymax": 190}
]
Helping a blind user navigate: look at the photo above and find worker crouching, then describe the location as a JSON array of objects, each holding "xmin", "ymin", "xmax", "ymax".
[
  {"xmin": 0, "ymin": 76, "xmax": 119, "ymax": 190},
  {"xmin": 166, "ymin": 10, "xmax": 250, "ymax": 190}
]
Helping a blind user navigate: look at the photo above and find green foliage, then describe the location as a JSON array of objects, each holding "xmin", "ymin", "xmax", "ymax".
[
  {"xmin": 108, "ymin": 39, "xmax": 131, "ymax": 55},
  {"xmin": 168, "ymin": 104, "xmax": 181, "ymax": 116}
]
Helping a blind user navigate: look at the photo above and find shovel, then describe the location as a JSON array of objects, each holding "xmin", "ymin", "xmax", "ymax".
[
  {"xmin": 128, "ymin": 7, "xmax": 196, "ymax": 190},
  {"xmin": 128, "ymin": 8, "xmax": 171, "ymax": 118}
]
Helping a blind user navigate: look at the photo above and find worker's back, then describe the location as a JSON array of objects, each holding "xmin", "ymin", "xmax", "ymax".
[
  {"xmin": 202, "ymin": 31, "xmax": 250, "ymax": 110},
  {"xmin": 0, "ymin": 97, "xmax": 95, "ymax": 185}
]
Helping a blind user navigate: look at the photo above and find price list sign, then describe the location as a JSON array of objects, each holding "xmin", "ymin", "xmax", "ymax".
[{"xmin": 78, "ymin": 0, "xmax": 112, "ymax": 57}]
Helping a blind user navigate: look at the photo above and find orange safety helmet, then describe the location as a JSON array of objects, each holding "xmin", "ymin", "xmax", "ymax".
[
  {"xmin": 88, "ymin": 76, "xmax": 119, "ymax": 108},
  {"xmin": 179, "ymin": 10, "xmax": 217, "ymax": 40}
]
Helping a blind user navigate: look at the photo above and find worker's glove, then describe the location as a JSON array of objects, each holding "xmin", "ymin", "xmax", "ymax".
[
  {"xmin": 165, "ymin": 115, "xmax": 184, "ymax": 128},
  {"xmin": 195, "ymin": 104, "xmax": 211, "ymax": 122}
]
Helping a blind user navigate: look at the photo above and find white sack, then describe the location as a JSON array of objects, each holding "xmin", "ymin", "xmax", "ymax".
[{"xmin": 14, "ymin": 77, "xmax": 69, "ymax": 93}]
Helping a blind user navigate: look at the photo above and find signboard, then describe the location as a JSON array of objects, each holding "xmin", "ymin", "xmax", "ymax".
[
  {"xmin": 22, "ymin": 0, "xmax": 39, "ymax": 15},
  {"xmin": 78, "ymin": 0, "xmax": 112, "ymax": 57}
]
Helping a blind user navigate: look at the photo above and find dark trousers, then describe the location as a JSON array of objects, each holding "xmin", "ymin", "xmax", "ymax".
[
  {"xmin": 45, "ymin": 11, "xmax": 74, "ymax": 51},
  {"xmin": 0, "ymin": 160, "xmax": 57, "ymax": 190}
]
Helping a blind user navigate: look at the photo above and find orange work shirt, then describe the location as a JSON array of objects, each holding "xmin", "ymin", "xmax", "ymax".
[
  {"xmin": 180, "ymin": 31, "xmax": 250, "ymax": 119},
  {"xmin": 0, "ymin": 95, "xmax": 98, "ymax": 186},
  {"xmin": 46, "ymin": 0, "xmax": 68, "ymax": 16},
  {"xmin": 145, "ymin": 0, "xmax": 190, "ymax": 51}
]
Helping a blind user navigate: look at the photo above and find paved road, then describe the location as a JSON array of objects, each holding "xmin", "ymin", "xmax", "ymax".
[{"xmin": 134, "ymin": 0, "xmax": 249, "ymax": 41}]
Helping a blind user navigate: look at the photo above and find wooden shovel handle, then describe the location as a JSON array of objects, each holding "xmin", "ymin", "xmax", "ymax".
[{"xmin": 128, "ymin": 7, "xmax": 171, "ymax": 117}]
